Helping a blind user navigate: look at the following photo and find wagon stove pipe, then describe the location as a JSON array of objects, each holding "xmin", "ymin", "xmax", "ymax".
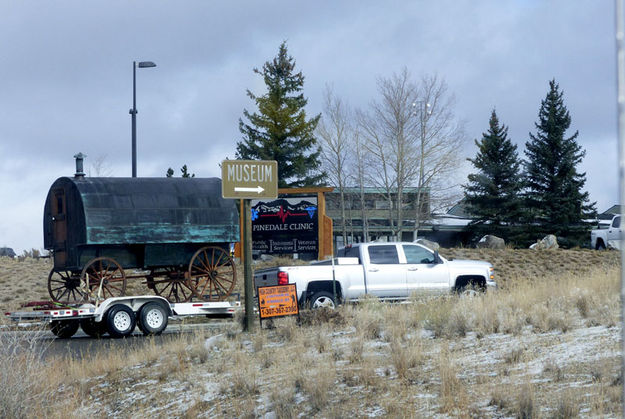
[{"xmin": 74, "ymin": 152, "xmax": 86, "ymax": 179}]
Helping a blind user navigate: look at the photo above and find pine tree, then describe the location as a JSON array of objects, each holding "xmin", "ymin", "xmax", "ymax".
[
  {"xmin": 180, "ymin": 165, "xmax": 195, "ymax": 178},
  {"xmin": 524, "ymin": 79, "xmax": 595, "ymax": 234},
  {"xmin": 464, "ymin": 109, "xmax": 523, "ymax": 229},
  {"xmin": 236, "ymin": 42, "xmax": 325, "ymax": 187}
]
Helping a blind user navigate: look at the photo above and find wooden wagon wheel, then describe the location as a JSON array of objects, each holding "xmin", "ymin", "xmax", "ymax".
[
  {"xmin": 187, "ymin": 246, "xmax": 236, "ymax": 301},
  {"xmin": 48, "ymin": 268, "xmax": 86, "ymax": 303},
  {"xmin": 146, "ymin": 267, "xmax": 195, "ymax": 303},
  {"xmin": 80, "ymin": 257, "xmax": 127, "ymax": 302}
]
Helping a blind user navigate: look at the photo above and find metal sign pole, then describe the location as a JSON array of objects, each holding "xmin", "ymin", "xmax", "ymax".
[{"xmin": 243, "ymin": 198, "xmax": 255, "ymax": 332}]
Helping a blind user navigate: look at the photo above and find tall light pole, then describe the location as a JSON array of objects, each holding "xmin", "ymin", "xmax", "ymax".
[
  {"xmin": 412, "ymin": 100, "xmax": 431, "ymax": 241},
  {"xmin": 130, "ymin": 60, "xmax": 156, "ymax": 177}
]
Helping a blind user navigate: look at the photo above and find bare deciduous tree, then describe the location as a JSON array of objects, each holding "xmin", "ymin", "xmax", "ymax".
[
  {"xmin": 358, "ymin": 68, "xmax": 418, "ymax": 240},
  {"xmin": 412, "ymin": 75, "xmax": 466, "ymax": 240},
  {"xmin": 357, "ymin": 70, "xmax": 466, "ymax": 241},
  {"xmin": 89, "ymin": 154, "xmax": 113, "ymax": 177},
  {"xmin": 317, "ymin": 85, "xmax": 351, "ymax": 245}
]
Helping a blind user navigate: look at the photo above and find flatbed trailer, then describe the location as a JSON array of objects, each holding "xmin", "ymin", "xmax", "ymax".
[{"xmin": 5, "ymin": 295, "xmax": 240, "ymax": 338}]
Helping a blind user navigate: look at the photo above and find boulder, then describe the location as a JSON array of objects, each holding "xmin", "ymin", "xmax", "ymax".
[
  {"xmin": 476, "ymin": 235, "xmax": 505, "ymax": 249},
  {"xmin": 0, "ymin": 247, "xmax": 16, "ymax": 258},
  {"xmin": 415, "ymin": 238, "xmax": 440, "ymax": 251},
  {"xmin": 530, "ymin": 234, "xmax": 559, "ymax": 250}
]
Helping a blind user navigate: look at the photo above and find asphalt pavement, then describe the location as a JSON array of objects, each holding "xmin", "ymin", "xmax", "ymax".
[{"xmin": 0, "ymin": 320, "xmax": 233, "ymax": 360}]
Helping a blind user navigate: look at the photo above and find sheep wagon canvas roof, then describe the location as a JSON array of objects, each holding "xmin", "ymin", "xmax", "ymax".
[{"xmin": 44, "ymin": 177, "xmax": 240, "ymax": 248}]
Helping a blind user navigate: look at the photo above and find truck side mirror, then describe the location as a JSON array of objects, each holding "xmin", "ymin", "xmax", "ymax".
[{"xmin": 434, "ymin": 250, "xmax": 442, "ymax": 264}]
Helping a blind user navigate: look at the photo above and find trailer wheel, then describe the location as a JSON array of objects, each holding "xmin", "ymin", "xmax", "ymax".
[
  {"xmin": 188, "ymin": 246, "xmax": 236, "ymax": 301},
  {"xmin": 138, "ymin": 302, "xmax": 168, "ymax": 335},
  {"xmin": 50, "ymin": 319, "xmax": 79, "ymax": 339},
  {"xmin": 80, "ymin": 318, "xmax": 106, "ymax": 338},
  {"xmin": 105, "ymin": 304, "xmax": 136, "ymax": 338}
]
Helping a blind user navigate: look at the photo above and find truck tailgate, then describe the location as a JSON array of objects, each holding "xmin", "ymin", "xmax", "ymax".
[{"xmin": 254, "ymin": 267, "xmax": 279, "ymax": 289}]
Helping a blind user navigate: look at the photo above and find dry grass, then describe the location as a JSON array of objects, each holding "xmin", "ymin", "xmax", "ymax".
[{"xmin": 0, "ymin": 249, "xmax": 622, "ymax": 417}]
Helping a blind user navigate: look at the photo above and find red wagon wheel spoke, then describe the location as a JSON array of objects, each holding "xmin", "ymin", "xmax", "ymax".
[
  {"xmin": 80, "ymin": 257, "xmax": 126, "ymax": 303},
  {"xmin": 188, "ymin": 246, "xmax": 236, "ymax": 301},
  {"xmin": 48, "ymin": 269, "xmax": 84, "ymax": 303},
  {"xmin": 148, "ymin": 268, "xmax": 193, "ymax": 303}
]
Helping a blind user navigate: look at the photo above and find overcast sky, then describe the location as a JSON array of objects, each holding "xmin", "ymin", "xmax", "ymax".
[{"xmin": 0, "ymin": 1, "xmax": 618, "ymax": 252}]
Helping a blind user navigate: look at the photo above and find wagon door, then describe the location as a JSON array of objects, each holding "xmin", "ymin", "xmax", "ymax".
[{"xmin": 50, "ymin": 188, "xmax": 68, "ymax": 267}]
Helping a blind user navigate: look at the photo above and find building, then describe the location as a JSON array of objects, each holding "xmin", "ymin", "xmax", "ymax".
[
  {"xmin": 325, "ymin": 187, "xmax": 428, "ymax": 245},
  {"xmin": 325, "ymin": 188, "xmax": 474, "ymax": 248}
]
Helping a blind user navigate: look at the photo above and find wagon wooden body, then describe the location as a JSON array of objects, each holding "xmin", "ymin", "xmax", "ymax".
[{"xmin": 43, "ymin": 176, "xmax": 240, "ymax": 304}]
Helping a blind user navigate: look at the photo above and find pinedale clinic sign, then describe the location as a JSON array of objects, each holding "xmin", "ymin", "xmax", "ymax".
[{"xmin": 251, "ymin": 196, "xmax": 318, "ymax": 255}]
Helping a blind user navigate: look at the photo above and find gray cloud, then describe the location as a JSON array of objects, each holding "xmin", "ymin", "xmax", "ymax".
[{"xmin": 0, "ymin": 0, "xmax": 618, "ymax": 251}]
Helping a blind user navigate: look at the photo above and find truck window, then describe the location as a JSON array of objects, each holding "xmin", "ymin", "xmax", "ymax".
[
  {"xmin": 403, "ymin": 245, "xmax": 435, "ymax": 264},
  {"xmin": 613, "ymin": 216, "xmax": 621, "ymax": 228},
  {"xmin": 337, "ymin": 245, "xmax": 361, "ymax": 263},
  {"xmin": 368, "ymin": 245, "xmax": 399, "ymax": 264}
]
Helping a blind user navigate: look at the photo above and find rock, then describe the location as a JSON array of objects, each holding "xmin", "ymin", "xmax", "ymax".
[
  {"xmin": 0, "ymin": 247, "xmax": 16, "ymax": 258},
  {"xmin": 415, "ymin": 238, "xmax": 440, "ymax": 251},
  {"xmin": 530, "ymin": 234, "xmax": 559, "ymax": 250},
  {"xmin": 476, "ymin": 235, "xmax": 505, "ymax": 249}
]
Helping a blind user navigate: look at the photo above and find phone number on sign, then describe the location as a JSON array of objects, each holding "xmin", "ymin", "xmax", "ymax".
[{"xmin": 261, "ymin": 305, "xmax": 298, "ymax": 317}]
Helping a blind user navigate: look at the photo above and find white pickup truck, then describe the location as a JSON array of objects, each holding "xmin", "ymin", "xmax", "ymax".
[
  {"xmin": 254, "ymin": 242, "xmax": 496, "ymax": 308},
  {"xmin": 591, "ymin": 215, "xmax": 621, "ymax": 250}
]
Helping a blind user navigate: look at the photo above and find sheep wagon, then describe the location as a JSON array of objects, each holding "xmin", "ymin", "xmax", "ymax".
[{"xmin": 43, "ymin": 176, "xmax": 240, "ymax": 304}]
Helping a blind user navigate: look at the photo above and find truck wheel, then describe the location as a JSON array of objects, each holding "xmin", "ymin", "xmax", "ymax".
[
  {"xmin": 308, "ymin": 291, "xmax": 336, "ymax": 309},
  {"xmin": 50, "ymin": 319, "xmax": 79, "ymax": 339},
  {"xmin": 596, "ymin": 240, "xmax": 606, "ymax": 250},
  {"xmin": 80, "ymin": 318, "xmax": 106, "ymax": 338},
  {"xmin": 105, "ymin": 304, "xmax": 136, "ymax": 338},
  {"xmin": 138, "ymin": 302, "xmax": 168, "ymax": 336}
]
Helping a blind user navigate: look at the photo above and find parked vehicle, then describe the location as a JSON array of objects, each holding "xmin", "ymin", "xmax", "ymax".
[
  {"xmin": 254, "ymin": 242, "xmax": 496, "ymax": 308},
  {"xmin": 590, "ymin": 215, "xmax": 621, "ymax": 250},
  {"xmin": 43, "ymin": 175, "xmax": 240, "ymax": 304}
]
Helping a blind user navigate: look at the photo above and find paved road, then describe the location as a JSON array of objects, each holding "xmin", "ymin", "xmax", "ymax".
[{"xmin": 1, "ymin": 320, "xmax": 233, "ymax": 360}]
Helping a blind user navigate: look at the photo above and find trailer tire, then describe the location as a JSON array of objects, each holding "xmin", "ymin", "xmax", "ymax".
[
  {"xmin": 50, "ymin": 319, "xmax": 79, "ymax": 339},
  {"xmin": 138, "ymin": 302, "xmax": 168, "ymax": 336},
  {"xmin": 308, "ymin": 291, "xmax": 337, "ymax": 309},
  {"xmin": 105, "ymin": 304, "xmax": 136, "ymax": 338},
  {"xmin": 80, "ymin": 318, "xmax": 106, "ymax": 338}
]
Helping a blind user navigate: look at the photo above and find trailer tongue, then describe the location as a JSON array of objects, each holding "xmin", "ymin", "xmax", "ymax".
[{"xmin": 6, "ymin": 295, "xmax": 240, "ymax": 339}]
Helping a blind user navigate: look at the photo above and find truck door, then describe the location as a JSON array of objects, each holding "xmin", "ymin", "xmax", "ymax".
[
  {"xmin": 402, "ymin": 244, "xmax": 449, "ymax": 294},
  {"xmin": 364, "ymin": 244, "xmax": 407, "ymax": 298},
  {"xmin": 50, "ymin": 188, "xmax": 68, "ymax": 267},
  {"xmin": 607, "ymin": 216, "xmax": 622, "ymax": 245}
]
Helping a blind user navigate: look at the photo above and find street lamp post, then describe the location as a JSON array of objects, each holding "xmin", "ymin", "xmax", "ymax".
[
  {"xmin": 130, "ymin": 60, "xmax": 156, "ymax": 177},
  {"xmin": 412, "ymin": 100, "xmax": 431, "ymax": 241}
]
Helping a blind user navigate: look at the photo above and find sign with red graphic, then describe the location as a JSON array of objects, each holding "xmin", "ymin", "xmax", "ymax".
[{"xmin": 251, "ymin": 196, "xmax": 318, "ymax": 255}]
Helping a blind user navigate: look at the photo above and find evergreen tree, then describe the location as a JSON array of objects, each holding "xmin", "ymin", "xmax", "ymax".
[
  {"xmin": 180, "ymin": 164, "xmax": 195, "ymax": 178},
  {"xmin": 165, "ymin": 165, "xmax": 194, "ymax": 178},
  {"xmin": 236, "ymin": 42, "xmax": 325, "ymax": 187},
  {"xmin": 464, "ymin": 109, "xmax": 523, "ymax": 229},
  {"xmin": 524, "ymin": 79, "xmax": 595, "ymax": 234}
]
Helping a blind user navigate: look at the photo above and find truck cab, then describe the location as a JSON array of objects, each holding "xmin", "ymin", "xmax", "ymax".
[{"xmin": 591, "ymin": 215, "xmax": 621, "ymax": 250}]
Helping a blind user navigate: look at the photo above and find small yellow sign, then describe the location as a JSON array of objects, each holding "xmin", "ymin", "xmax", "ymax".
[{"xmin": 258, "ymin": 284, "xmax": 299, "ymax": 319}]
